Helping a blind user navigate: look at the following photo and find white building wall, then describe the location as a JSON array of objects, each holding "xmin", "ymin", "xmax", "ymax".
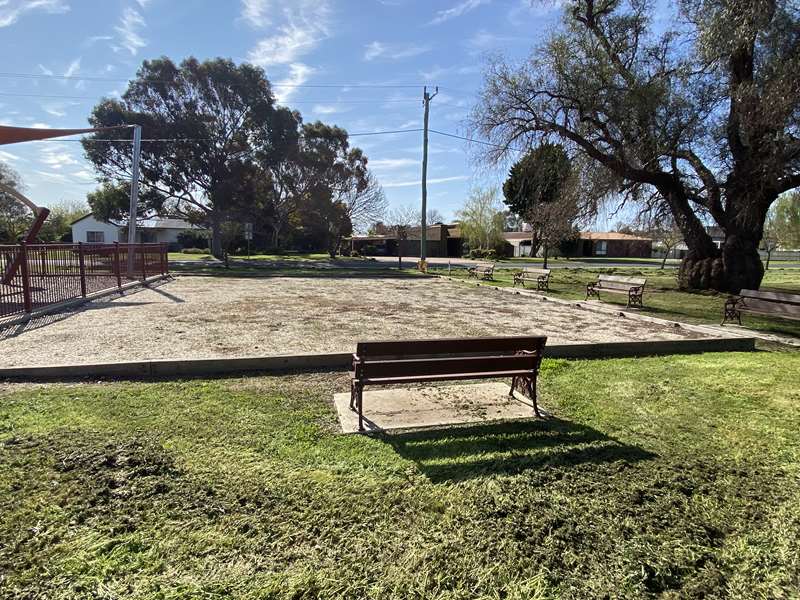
[{"xmin": 71, "ymin": 216, "xmax": 121, "ymax": 244}]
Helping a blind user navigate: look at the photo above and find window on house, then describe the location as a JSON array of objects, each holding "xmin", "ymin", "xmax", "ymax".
[
  {"xmin": 86, "ymin": 231, "xmax": 105, "ymax": 243},
  {"xmin": 595, "ymin": 240, "xmax": 608, "ymax": 255}
]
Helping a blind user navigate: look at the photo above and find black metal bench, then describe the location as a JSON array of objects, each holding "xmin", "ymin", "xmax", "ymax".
[
  {"xmin": 467, "ymin": 262, "xmax": 495, "ymax": 280},
  {"xmin": 586, "ymin": 274, "xmax": 647, "ymax": 308},
  {"xmin": 722, "ymin": 289, "xmax": 800, "ymax": 325},
  {"xmin": 349, "ymin": 336, "xmax": 548, "ymax": 431},
  {"xmin": 513, "ymin": 267, "xmax": 551, "ymax": 291}
]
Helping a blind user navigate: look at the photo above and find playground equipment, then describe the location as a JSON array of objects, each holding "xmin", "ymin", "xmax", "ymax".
[{"xmin": 0, "ymin": 182, "xmax": 50, "ymax": 285}]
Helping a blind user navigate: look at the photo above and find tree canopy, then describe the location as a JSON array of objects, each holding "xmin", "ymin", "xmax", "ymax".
[
  {"xmin": 502, "ymin": 143, "xmax": 578, "ymax": 264},
  {"xmin": 473, "ymin": 0, "xmax": 800, "ymax": 292},
  {"xmin": 83, "ymin": 57, "xmax": 299, "ymax": 257}
]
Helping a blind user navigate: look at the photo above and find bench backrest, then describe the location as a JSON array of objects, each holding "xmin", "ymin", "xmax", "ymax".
[
  {"xmin": 473, "ymin": 262, "xmax": 495, "ymax": 270},
  {"xmin": 597, "ymin": 274, "xmax": 646, "ymax": 287},
  {"xmin": 739, "ymin": 289, "xmax": 800, "ymax": 318},
  {"xmin": 521, "ymin": 267, "xmax": 551, "ymax": 276},
  {"xmin": 355, "ymin": 336, "xmax": 547, "ymax": 379}
]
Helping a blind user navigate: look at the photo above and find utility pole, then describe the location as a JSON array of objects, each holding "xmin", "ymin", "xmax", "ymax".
[
  {"xmin": 420, "ymin": 85, "xmax": 438, "ymax": 270},
  {"xmin": 127, "ymin": 124, "xmax": 142, "ymax": 277}
]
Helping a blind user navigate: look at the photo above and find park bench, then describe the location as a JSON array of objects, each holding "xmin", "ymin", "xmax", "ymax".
[
  {"xmin": 513, "ymin": 267, "xmax": 551, "ymax": 291},
  {"xmin": 722, "ymin": 289, "xmax": 800, "ymax": 325},
  {"xmin": 467, "ymin": 262, "xmax": 495, "ymax": 280},
  {"xmin": 585, "ymin": 274, "xmax": 647, "ymax": 308},
  {"xmin": 349, "ymin": 336, "xmax": 548, "ymax": 432}
]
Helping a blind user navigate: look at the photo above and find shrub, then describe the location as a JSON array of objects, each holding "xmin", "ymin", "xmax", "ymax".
[
  {"xmin": 468, "ymin": 248, "xmax": 497, "ymax": 260},
  {"xmin": 181, "ymin": 247, "xmax": 210, "ymax": 254},
  {"xmin": 350, "ymin": 250, "xmax": 361, "ymax": 257}
]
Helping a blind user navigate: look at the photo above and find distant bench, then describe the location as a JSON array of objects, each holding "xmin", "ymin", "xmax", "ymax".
[
  {"xmin": 467, "ymin": 262, "xmax": 495, "ymax": 281},
  {"xmin": 513, "ymin": 267, "xmax": 551, "ymax": 291},
  {"xmin": 586, "ymin": 274, "xmax": 647, "ymax": 308},
  {"xmin": 349, "ymin": 336, "xmax": 548, "ymax": 432},
  {"xmin": 722, "ymin": 289, "xmax": 800, "ymax": 325}
]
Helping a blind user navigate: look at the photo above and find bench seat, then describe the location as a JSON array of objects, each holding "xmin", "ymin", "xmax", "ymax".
[
  {"xmin": 586, "ymin": 274, "xmax": 647, "ymax": 308},
  {"xmin": 350, "ymin": 336, "xmax": 547, "ymax": 431},
  {"xmin": 467, "ymin": 262, "xmax": 495, "ymax": 280},
  {"xmin": 513, "ymin": 267, "xmax": 551, "ymax": 291},
  {"xmin": 722, "ymin": 289, "xmax": 800, "ymax": 324}
]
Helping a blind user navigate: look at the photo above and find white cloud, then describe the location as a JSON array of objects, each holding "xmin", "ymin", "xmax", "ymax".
[
  {"xmin": 42, "ymin": 104, "xmax": 67, "ymax": 117},
  {"xmin": 37, "ymin": 64, "xmax": 54, "ymax": 76},
  {"xmin": 83, "ymin": 34, "xmax": 113, "ymax": 48},
  {"xmin": 247, "ymin": 1, "xmax": 329, "ymax": 67},
  {"xmin": 135, "ymin": 0, "xmax": 151, "ymax": 7},
  {"xmin": 0, "ymin": 0, "xmax": 69, "ymax": 28},
  {"xmin": 274, "ymin": 63, "xmax": 315, "ymax": 104},
  {"xmin": 369, "ymin": 158, "xmax": 419, "ymax": 170},
  {"xmin": 40, "ymin": 143, "xmax": 80, "ymax": 170},
  {"xmin": 382, "ymin": 175, "xmax": 469, "ymax": 188},
  {"xmin": 63, "ymin": 57, "xmax": 81, "ymax": 78},
  {"xmin": 429, "ymin": 0, "xmax": 490, "ymax": 25},
  {"xmin": 0, "ymin": 149, "xmax": 22, "ymax": 162},
  {"xmin": 241, "ymin": 0, "xmax": 270, "ymax": 27},
  {"xmin": 114, "ymin": 7, "xmax": 147, "ymax": 55},
  {"xmin": 465, "ymin": 29, "xmax": 517, "ymax": 54},
  {"xmin": 364, "ymin": 41, "xmax": 431, "ymax": 61},
  {"xmin": 312, "ymin": 104, "xmax": 347, "ymax": 115}
]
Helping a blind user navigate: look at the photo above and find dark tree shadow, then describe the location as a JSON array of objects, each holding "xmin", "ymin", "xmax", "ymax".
[{"xmin": 381, "ymin": 418, "xmax": 655, "ymax": 483}]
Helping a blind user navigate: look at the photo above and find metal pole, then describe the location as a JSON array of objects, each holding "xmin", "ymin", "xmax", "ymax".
[
  {"xmin": 127, "ymin": 124, "xmax": 142, "ymax": 277},
  {"xmin": 420, "ymin": 86, "xmax": 438, "ymax": 269},
  {"xmin": 78, "ymin": 242, "xmax": 87, "ymax": 298}
]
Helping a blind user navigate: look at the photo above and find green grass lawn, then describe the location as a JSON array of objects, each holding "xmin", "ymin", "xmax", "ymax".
[
  {"xmin": 2, "ymin": 351, "xmax": 799, "ymax": 598},
  {"xmin": 168, "ymin": 252, "xmax": 214, "ymax": 261},
  {"xmin": 429, "ymin": 265, "xmax": 800, "ymax": 339}
]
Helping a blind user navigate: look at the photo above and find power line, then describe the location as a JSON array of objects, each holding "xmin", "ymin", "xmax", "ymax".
[
  {"xmin": 429, "ymin": 128, "xmax": 525, "ymax": 152},
  {"xmin": 0, "ymin": 71, "xmax": 428, "ymax": 88},
  {"xmin": 0, "ymin": 91, "xmax": 422, "ymax": 104},
  {"xmin": 30, "ymin": 128, "xmax": 425, "ymax": 143}
]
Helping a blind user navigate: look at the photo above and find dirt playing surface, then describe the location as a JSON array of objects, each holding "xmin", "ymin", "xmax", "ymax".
[{"xmin": 0, "ymin": 274, "xmax": 707, "ymax": 367}]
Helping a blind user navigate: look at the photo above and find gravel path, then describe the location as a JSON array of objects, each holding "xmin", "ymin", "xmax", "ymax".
[{"xmin": 0, "ymin": 274, "xmax": 705, "ymax": 367}]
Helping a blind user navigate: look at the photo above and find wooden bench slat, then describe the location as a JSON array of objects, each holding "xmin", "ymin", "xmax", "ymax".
[
  {"xmin": 356, "ymin": 336, "xmax": 547, "ymax": 358},
  {"xmin": 361, "ymin": 354, "xmax": 539, "ymax": 379},
  {"xmin": 739, "ymin": 299, "xmax": 800, "ymax": 318},
  {"xmin": 740, "ymin": 289, "xmax": 800, "ymax": 304},
  {"xmin": 362, "ymin": 370, "xmax": 535, "ymax": 385},
  {"xmin": 598, "ymin": 274, "xmax": 647, "ymax": 286}
]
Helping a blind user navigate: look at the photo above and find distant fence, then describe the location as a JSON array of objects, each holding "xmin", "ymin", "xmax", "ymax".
[{"xmin": 0, "ymin": 242, "xmax": 168, "ymax": 323}]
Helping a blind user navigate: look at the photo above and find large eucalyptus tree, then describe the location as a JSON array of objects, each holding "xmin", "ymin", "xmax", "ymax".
[{"xmin": 474, "ymin": 0, "xmax": 800, "ymax": 291}]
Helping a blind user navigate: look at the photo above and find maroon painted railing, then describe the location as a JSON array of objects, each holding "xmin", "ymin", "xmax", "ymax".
[{"xmin": 0, "ymin": 242, "xmax": 168, "ymax": 322}]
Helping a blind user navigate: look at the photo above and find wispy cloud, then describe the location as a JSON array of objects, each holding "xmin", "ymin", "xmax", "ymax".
[
  {"xmin": 369, "ymin": 158, "xmax": 418, "ymax": 170},
  {"xmin": 465, "ymin": 29, "xmax": 518, "ymax": 54},
  {"xmin": 312, "ymin": 104, "xmax": 348, "ymax": 115},
  {"xmin": 113, "ymin": 7, "xmax": 147, "ymax": 55},
  {"xmin": 382, "ymin": 175, "xmax": 469, "ymax": 188},
  {"xmin": 241, "ymin": 0, "xmax": 270, "ymax": 27},
  {"xmin": 364, "ymin": 41, "xmax": 431, "ymax": 61},
  {"xmin": 274, "ymin": 63, "xmax": 315, "ymax": 104},
  {"xmin": 0, "ymin": 149, "xmax": 22, "ymax": 162},
  {"xmin": 429, "ymin": 0, "xmax": 489, "ymax": 25},
  {"xmin": 0, "ymin": 0, "xmax": 69, "ymax": 28},
  {"xmin": 63, "ymin": 57, "xmax": 81, "ymax": 78},
  {"xmin": 247, "ymin": 1, "xmax": 330, "ymax": 67},
  {"xmin": 40, "ymin": 143, "xmax": 80, "ymax": 170}
]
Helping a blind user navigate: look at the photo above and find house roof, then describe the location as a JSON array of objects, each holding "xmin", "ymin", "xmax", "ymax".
[
  {"xmin": 579, "ymin": 231, "xmax": 652, "ymax": 242},
  {"xmin": 71, "ymin": 214, "xmax": 204, "ymax": 230},
  {"xmin": 503, "ymin": 232, "xmax": 531, "ymax": 240}
]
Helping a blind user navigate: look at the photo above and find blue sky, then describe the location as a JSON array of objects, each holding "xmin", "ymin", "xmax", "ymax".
[{"xmin": 0, "ymin": 0, "xmax": 568, "ymax": 222}]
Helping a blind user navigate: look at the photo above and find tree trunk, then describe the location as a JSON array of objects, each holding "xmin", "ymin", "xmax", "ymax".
[
  {"xmin": 210, "ymin": 214, "xmax": 223, "ymax": 259},
  {"xmin": 542, "ymin": 245, "xmax": 549, "ymax": 269},
  {"xmin": 677, "ymin": 226, "xmax": 766, "ymax": 293},
  {"xmin": 660, "ymin": 250, "xmax": 668, "ymax": 270}
]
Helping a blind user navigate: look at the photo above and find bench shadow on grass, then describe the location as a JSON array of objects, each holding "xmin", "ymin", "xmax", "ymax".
[{"xmin": 381, "ymin": 418, "xmax": 655, "ymax": 483}]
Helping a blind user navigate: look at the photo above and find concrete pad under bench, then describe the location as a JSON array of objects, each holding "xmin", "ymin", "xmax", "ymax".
[{"xmin": 333, "ymin": 381, "xmax": 546, "ymax": 433}]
